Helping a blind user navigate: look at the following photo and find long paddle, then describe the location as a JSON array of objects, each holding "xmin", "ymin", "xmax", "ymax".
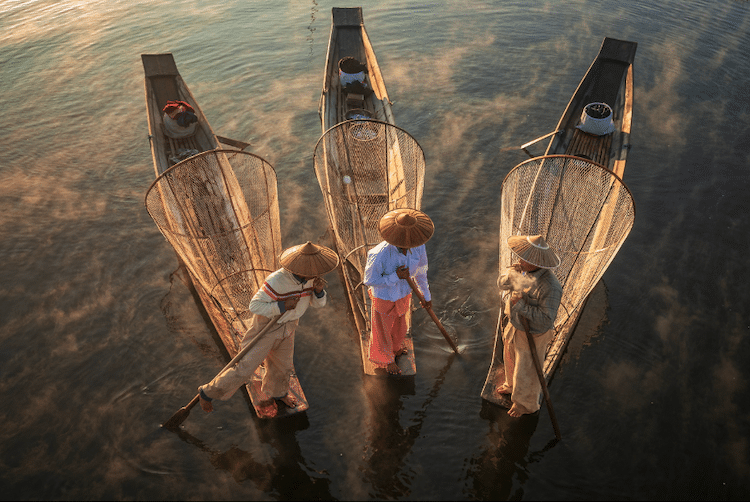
[
  {"xmin": 500, "ymin": 130, "xmax": 561, "ymax": 158},
  {"xmin": 519, "ymin": 315, "xmax": 562, "ymax": 440},
  {"xmin": 162, "ymin": 314, "xmax": 283, "ymax": 429},
  {"xmin": 404, "ymin": 275, "xmax": 460, "ymax": 354}
]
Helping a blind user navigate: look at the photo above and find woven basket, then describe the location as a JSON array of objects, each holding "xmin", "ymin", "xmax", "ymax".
[{"xmin": 578, "ymin": 102, "xmax": 615, "ymax": 136}]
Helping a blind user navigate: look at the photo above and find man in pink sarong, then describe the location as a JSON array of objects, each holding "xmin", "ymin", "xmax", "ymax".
[
  {"xmin": 496, "ymin": 235, "xmax": 562, "ymax": 417},
  {"xmin": 363, "ymin": 208, "xmax": 434, "ymax": 375}
]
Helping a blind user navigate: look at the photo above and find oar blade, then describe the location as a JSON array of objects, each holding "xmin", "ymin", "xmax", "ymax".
[{"xmin": 162, "ymin": 406, "xmax": 190, "ymax": 430}]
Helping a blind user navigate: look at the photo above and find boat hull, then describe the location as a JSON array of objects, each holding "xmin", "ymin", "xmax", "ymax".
[
  {"xmin": 482, "ymin": 38, "xmax": 637, "ymax": 408},
  {"xmin": 143, "ymin": 54, "xmax": 307, "ymax": 418}
]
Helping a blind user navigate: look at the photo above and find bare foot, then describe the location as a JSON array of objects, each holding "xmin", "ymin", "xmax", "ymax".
[
  {"xmin": 199, "ymin": 393, "xmax": 213, "ymax": 413},
  {"xmin": 508, "ymin": 403, "xmax": 531, "ymax": 417},
  {"xmin": 495, "ymin": 385, "xmax": 511, "ymax": 395},
  {"xmin": 280, "ymin": 393, "xmax": 299, "ymax": 409},
  {"xmin": 394, "ymin": 347, "xmax": 408, "ymax": 357},
  {"xmin": 386, "ymin": 362, "xmax": 401, "ymax": 375},
  {"xmin": 257, "ymin": 399, "xmax": 278, "ymax": 419}
]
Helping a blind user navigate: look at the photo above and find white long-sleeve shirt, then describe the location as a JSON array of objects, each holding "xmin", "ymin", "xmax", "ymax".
[
  {"xmin": 249, "ymin": 268, "xmax": 327, "ymax": 324},
  {"xmin": 363, "ymin": 241, "xmax": 431, "ymax": 302}
]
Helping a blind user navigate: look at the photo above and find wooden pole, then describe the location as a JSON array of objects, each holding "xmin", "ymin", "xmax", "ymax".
[
  {"xmin": 162, "ymin": 314, "xmax": 282, "ymax": 429},
  {"xmin": 405, "ymin": 276, "xmax": 460, "ymax": 354},
  {"xmin": 520, "ymin": 316, "xmax": 562, "ymax": 440},
  {"xmin": 499, "ymin": 129, "xmax": 561, "ymax": 157}
]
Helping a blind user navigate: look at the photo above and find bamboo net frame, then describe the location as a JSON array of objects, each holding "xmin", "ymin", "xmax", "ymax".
[
  {"xmin": 313, "ymin": 119, "xmax": 425, "ymax": 334},
  {"xmin": 499, "ymin": 155, "xmax": 635, "ymax": 374},
  {"xmin": 145, "ymin": 149, "xmax": 281, "ymax": 346}
]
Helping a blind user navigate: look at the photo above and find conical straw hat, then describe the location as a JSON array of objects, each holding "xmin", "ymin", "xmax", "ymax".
[
  {"xmin": 279, "ymin": 241, "xmax": 339, "ymax": 277},
  {"xmin": 378, "ymin": 208, "xmax": 434, "ymax": 249},
  {"xmin": 507, "ymin": 235, "xmax": 561, "ymax": 269}
]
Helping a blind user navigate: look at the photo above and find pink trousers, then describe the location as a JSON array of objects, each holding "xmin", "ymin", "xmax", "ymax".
[{"xmin": 368, "ymin": 293, "xmax": 411, "ymax": 367}]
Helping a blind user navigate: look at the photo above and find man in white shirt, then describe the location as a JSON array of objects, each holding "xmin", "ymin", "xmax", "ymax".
[
  {"xmin": 198, "ymin": 241, "xmax": 339, "ymax": 418},
  {"xmin": 363, "ymin": 209, "xmax": 434, "ymax": 375}
]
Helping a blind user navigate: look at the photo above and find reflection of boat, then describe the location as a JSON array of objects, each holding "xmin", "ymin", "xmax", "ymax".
[
  {"xmin": 142, "ymin": 54, "xmax": 307, "ymax": 418},
  {"xmin": 481, "ymin": 38, "xmax": 637, "ymax": 406},
  {"xmin": 315, "ymin": 8, "xmax": 426, "ymax": 376}
]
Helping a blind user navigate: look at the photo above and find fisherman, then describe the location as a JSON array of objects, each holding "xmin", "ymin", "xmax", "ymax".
[
  {"xmin": 363, "ymin": 208, "xmax": 434, "ymax": 375},
  {"xmin": 496, "ymin": 234, "xmax": 562, "ymax": 417},
  {"xmin": 198, "ymin": 241, "xmax": 339, "ymax": 418}
]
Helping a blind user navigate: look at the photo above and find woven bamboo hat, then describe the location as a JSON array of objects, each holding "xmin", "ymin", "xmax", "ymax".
[
  {"xmin": 378, "ymin": 208, "xmax": 434, "ymax": 249},
  {"xmin": 507, "ymin": 235, "xmax": 561, "ymax": 269},
  {"xmin": 279, "ymin": 241, "xmax": 339, "ymax": 277}
]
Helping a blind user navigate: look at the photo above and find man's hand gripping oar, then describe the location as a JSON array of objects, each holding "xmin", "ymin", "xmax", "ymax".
[{"xmin": 162, "ymin": 314, "xmax": 283, "ymax": 430}]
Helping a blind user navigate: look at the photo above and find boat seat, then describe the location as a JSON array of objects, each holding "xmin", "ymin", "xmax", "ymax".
[
  {"xmin": 346, "ymin": 92, "xmax": 365, "ymax": 109},
  {"xmin": 162, "ymin": 125, "xmax": 202, "ymax": 165},
  {"xmin": 566, "ymin": 128, "xmax": 613, "ymax": 167}
]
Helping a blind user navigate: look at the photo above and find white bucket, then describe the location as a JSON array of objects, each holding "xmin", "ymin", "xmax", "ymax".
[{"xmin": 578, "ymin": 102, "xmax": 615, "ymax": 136}]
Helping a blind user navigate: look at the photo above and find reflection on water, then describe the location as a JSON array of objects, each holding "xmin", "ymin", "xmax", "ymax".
[
  {"xmin": 467, "ymin": 402, "xmax": 542, "ymax": 500},
  {"xmin": 173, "ymin": 419, "xmax": 335, "ymax": 499},
  {"xmin": 2, "ymin": 0, "xmax": 750, "ymax": 499},
  {"xmin": 363, "ymin": 377, "xmax": 417, "ymax": 498}
]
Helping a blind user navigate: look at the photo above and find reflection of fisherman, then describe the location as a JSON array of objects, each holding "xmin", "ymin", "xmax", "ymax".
[
  {"xmin": 363, "ymin": 209, "xmax": 434, "ymax": 375},
  {"xmin": 198, "ymin": 242, "xmax": 339, "ymax": 418},
  {"xmin": 496, "ymin": 235, "xmax": 562, "ymax": 417}
]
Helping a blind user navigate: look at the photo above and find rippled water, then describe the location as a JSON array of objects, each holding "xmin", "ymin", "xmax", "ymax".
[{"xmin": 1, "ymin": 0, "xmax": 749, "ymax": 499}]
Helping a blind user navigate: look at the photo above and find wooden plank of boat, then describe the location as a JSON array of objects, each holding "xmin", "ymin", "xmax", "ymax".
[
  {"xmin": 544, "ymin": 37, "xmax": 637, "ymax": 176},
  {"xmin": 143, "ymin": 53, "xmax": 308, "ymax": 418},
  {"xmin": 481, "ymin": 38, "xmax": 637, "ymax": 408},
  {"xmin": 318, "ymin": 8, "xmax": 417, "ymax": 377}
]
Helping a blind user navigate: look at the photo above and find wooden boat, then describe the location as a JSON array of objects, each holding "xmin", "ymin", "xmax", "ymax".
[
  {"xmin": 481, "ymin": 37, "xmax": 637, "ymax": 408},
  {"xmin": 314, "ymin": 8, "xmax": 426, "ymax": 376},
  {"xmin": 543, "ymin": 37, "xmax": 637, "ymax": 177},
  {"xmin": 319, "ymin": 7, "xmax": 394, "ymax": 127},
  {"xmin": 143, "ymin": 53, "xmax": 308, "ymax": 418}
]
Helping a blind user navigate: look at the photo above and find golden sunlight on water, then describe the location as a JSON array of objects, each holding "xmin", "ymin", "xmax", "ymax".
[{"xmin": 1, "ymin": 0, "xmax": 749, "ymax": 500}]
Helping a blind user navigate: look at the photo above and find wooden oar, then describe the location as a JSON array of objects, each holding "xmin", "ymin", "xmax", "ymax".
[
  {"xmin": 216, "ymin": 135, "xmax": 251, "ymax": 151},
  {"xmin": 519, "ymin": 316, "xmax": 562, "ymax": 440},
  {"xmin": 500, "ymin": 130, "xmax": 561, "ymax": 158},
  {"xmin": 405, "ymin": 276, "xmax": 460, "ymax": 354},
  {"xmin": 162, "ymin": 314, "xmax": 282, "ymax": 429}
]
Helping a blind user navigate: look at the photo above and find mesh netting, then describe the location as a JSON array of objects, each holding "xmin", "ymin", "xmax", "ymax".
[
  {"xmin": 145, "ymin": 149, "xmax": 281, "ymax": 335},
  {"xmin": 313, "ymin": 120, "xmax": 425, "ymax": 332},
  {"xmin": 500, "ymin": 155, "xmax": 635, "ymax": 366},
  {"xmin": 313, "ymin": 119, "xmax": 425, "ymax": 277}
]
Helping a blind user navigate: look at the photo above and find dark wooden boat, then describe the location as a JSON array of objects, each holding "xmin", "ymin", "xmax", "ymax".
[
  {"xmin": 143, "ymin": 53, "xmax": 308, "ymax": 418},
  {"xmin": 320, "ymin": 7, "xmax": 394, "ymax": 127},
  {"xmin": 481, "ymin": 38, "xmax": 637, "ymax": 407},
  {"xmin": 315, "ymin": 8, "xmax": 426, "ymax": 376},
  {"xmin": 544, "ymin": 37, "xmax": 637, "ymax": 177}
]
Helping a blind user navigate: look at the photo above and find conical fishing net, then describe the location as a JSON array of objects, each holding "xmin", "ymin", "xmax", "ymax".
[
  {"xmin": 500, "ymin": 154, "xmax": 635, "ymax": 376},
  {"xmin": 145, "ymin": 149, "xmax": 281, "ymax": 347},
  {"xmin": 313, "ymin": 119, "xmax": 425, "ymax": 333}
]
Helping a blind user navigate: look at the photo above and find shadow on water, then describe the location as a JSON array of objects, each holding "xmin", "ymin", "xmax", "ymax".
[
  {"xmin": 172, "ymin": 416, "xmax": 335, "ymax": 500},
  {"xmin": 464, "ymin": 401, "xmax": 557, "ymax": 500},
  {"xmin": 362, "ymin": 352, "xmax": 457, "ymax": 499}
]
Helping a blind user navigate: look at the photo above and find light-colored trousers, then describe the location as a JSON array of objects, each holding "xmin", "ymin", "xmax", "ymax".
[
  {"xmin": 500, "ymin": 321, "xmax": 554, "ymax": 413},
  {"xmin": 200, "ymin": 318, "xmax": 298, "ymax": 401}
]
